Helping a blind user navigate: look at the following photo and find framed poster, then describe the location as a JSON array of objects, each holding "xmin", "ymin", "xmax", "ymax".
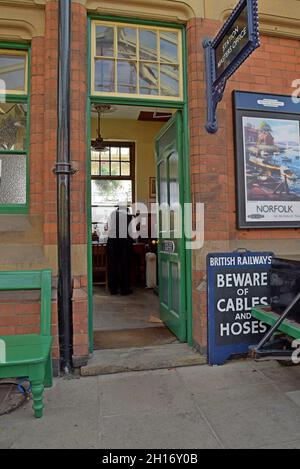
[
  {"xmin": 149, "ymin": 177, "xmax": 156, "ymax": 198},
  {"xmin": 234, "ymin": 91, "xmax": 300, "ymax": 228}
]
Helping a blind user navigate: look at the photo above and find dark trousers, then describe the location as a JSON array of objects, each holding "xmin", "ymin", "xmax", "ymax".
[{"xmin": 107, "ymin": 238, "xmax": 132, "ymax": 294}]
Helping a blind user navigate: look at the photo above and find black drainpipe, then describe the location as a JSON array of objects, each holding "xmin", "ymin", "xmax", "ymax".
[{"xmin": 55, "ymin": 0, "xmax": 74, "ymax": 374}]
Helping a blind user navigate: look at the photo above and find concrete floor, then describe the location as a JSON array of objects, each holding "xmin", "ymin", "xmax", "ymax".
[
  {"xmin": 93, "ymin": 286, "xmax": 160, "ymax": 331},
  {"xmin": 2, "ymin": 359, "xmax": 300, "ymax": 448}
]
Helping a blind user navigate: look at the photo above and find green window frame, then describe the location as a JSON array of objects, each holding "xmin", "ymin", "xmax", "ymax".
[{"xmin": 0, "ymin": 43, "xmax": 30, "ymax": 214}]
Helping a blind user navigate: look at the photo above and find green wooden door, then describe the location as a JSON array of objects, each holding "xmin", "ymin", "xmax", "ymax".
[{"xmin": 156, "ymin": 112, "xmax": 187, "ymax": 342}]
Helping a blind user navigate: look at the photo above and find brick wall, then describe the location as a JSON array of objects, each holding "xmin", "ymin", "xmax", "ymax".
[
  {"xmin": 0, "ymin": 1, "xmax": 89, "ymax": 368},
  {"xmin": 187, "ymin": 18, "xmax": 300, "ymax": 349},
  {"xmin": 0, "ymin": 291, "xmax": 59, "ymax": 362}
]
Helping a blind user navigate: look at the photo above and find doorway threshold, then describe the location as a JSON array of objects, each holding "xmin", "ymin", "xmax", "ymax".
[
  {"xmin": 81, "ymin": 343, "xmax": 206, "ymax": 376},
  {"xmin": 93, "ymin": 326, "xmax": 177, "ymax": 350}
]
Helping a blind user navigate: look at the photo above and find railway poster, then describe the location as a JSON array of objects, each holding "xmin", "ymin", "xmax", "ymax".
[
  {"xmin": 234, "ymin": 91, "xmax": 300, "ymax": 228},
  {"xmin": 243, "ymin": 116, "xmax": 300, "ymax": 224}
]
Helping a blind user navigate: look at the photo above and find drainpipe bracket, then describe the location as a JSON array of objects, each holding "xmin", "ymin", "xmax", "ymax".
[{"xmin": 53, "ymin": 163, "xmax": 77, "ymax": 175}]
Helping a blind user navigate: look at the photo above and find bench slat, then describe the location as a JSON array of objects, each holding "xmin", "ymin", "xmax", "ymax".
[{"xmin": 251, "ymin": 306, "xmax": 300, "ymax": 340}]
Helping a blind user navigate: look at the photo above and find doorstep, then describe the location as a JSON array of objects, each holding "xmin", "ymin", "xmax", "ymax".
[{"xmin": 81, "ymin": 343, "xmax": 207, "ymax": 376}]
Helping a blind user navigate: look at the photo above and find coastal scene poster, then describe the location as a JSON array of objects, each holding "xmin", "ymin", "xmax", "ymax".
[{"xmin": 242, "ymin": 116, "xmax": 300, "ymax": 224}]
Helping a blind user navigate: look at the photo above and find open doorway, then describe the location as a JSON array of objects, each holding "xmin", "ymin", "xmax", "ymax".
[{"xmin": 89, "ymin": 104, "xmax": 185, "ymax": 351}]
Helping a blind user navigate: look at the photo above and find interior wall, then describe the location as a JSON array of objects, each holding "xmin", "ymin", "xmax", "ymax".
[{"xmin": 91, "ymin": 117, "xmax": 165, "ymax": 204}]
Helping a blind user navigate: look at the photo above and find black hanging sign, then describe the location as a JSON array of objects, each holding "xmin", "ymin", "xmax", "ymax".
[{"xmin": 203, "ymin": 0, "xmax": 260, "ymax": 133}]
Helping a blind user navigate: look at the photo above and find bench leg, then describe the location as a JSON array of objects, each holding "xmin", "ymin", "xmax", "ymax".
[
  {"xmin": 31, "ymin": 380, "xmax": 44, "ymax": 418},
  {"xmin": 44, "ymin": 355, "xmax": 53, "ymax": 388}
]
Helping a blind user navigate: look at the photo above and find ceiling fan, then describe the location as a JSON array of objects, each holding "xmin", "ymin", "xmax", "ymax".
[{"xmin": 91, "ymin": 104, "xmax": 113, "ymax": 152}]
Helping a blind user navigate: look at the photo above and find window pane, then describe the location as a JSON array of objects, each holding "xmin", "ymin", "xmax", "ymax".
[
  {"xmin": 121, "ymin": 162, "xmax": 130, "ymax": 176},
  {"xmin": 139, "ymin": 29, "xmax": 157, "ymax": 62},
  {"xmin": 91, "ymin": 149, "xmax": 100, "ymax": 160},
  {"xmin": 111, "ymin": 147, "xmax": 119, "ymax": 161},
  {"xmin": 99, "ymin": 148, "xmax": 110, "ymax": 161},
  {"xmin": 121, "ymin": 147, "xmax": 130, "ymax": 161},
  {"xmin": 117, "ymin": 61, "xmax": 137, "ymax": 94},
  {"xmin": 139, "ymin": 30, "xmax": 157, "ymax": 61},
  {"xmin": 96, "ymin": 26, "xmax": 114, "ymax": 57},
  {"xmin": 100, "ymin": 161, "xmax": 109, "ymax": 176},
  {"xmin": 92, "ymin": 206, "xmax": 115, "ymax": 241},
  {"xmin": 94, "ymin": 59, "xmax": 115, "ymax": 92},
  {"xmin": 160, "ymin": 31, "xmax": 178, "ymax": 63},
  {"xmin": 118, "ymin": 27, "xmax": 137, "ymax": 59},
  {"xmin": 0, "ymin": 53, "xmax": 26, "ymax": 92},
  {"xmin": 111, "ymin": 161, "xmax": 120, "ymax": 176},
  {"xmin": 169, "ymin": 151, "xmax": 179, "ymax": 206},
  {"xmin": 139, "ymin": 63, "xmax": 158, "ymax": 95},
  {"xmin": 0, "ymin": 103, "xmax": 27, "ymax": 151},
  {"xmin": 159, "ymin": 160, "xmax": 167, "ymax": 205},
  {"xmin": 0, "ymin": 154, "xmax": 26, "ymax": 204},
  {"xmin": 160, "ymin": 64, "xmax": 179, "ymax": 97},
  {"xmin": 92, "ymin": 179, "xmax": 132, "ymax": 205},
  {"xmin": 92, "ymin": 206, "xmax": 114, "ymax": 225},
  {"xmin": 91, "ymin": 161, "xmax": 100, "ymax": 176}
]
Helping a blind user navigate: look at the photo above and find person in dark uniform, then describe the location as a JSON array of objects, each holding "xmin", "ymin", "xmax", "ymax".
[{"xmin": 107, "ymin": 205, "xmax": 134, "ymax": 295}]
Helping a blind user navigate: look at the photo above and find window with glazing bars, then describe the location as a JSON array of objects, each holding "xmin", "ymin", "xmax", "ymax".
[
  {"xmin": 0, "ymin": 48, "xmax": 29, "ymax": 213},
  {"xmin": 91, "ymin": 21, "xmax": 183, "ymax": 100},
  {"xmin": 91, "ymin": 142, "xmax": 135, "ymax": 240}
]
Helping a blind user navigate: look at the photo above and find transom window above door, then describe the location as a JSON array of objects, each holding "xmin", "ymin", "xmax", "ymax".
[{"xmin": 91, "ymin": 21, "xmax": 183, "ymax": 100}]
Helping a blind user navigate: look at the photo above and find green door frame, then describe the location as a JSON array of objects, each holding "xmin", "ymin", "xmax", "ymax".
[{"xmin": 86, "ymin": 15, "xmax": 193, "ymax": 352}]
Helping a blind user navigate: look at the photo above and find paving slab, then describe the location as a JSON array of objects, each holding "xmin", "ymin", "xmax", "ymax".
[
  {"xmin": 99, "ymin": 411, "xmax": 222, "ymax": 449},
  {"xmin": 98, "ymin": 369, "xmax": 195, "ymax": 417},
  {"xmin": 177, "ymin": 360, "xmax": 270, "ymax": 393},
  {"xmin": 44, "ymin": 376, "xmax": 99, "ymax": 410},
  {"xmin": 81, "ymin": 344, "xmax": 206, "ymax": 376},
  {"xmin": 257, "ymin": 439, "xmax": 300, "ymax": 449},
  {"xmin": 0, "ymin": 392, "xmax": 100, "ymax": 449},
  {"xmin": 187, "ymin": 382, "xmax": 300, "ymax": 449},
  {"xmin": 286, "ymin": 390, "xmax": 300, "ymax": 407},
  {"xmin": 254, "ymin": 361, "xmax": 300, "ymax": 392}
]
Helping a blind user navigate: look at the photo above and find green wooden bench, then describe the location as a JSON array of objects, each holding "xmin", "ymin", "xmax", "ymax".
[
  {"xmin": 0, "ymin": 270, "xmax": 53, "ymax": 418},
  {"xmin": 252, "ymin": 306, "xmax": 300, "ymax": 340}
]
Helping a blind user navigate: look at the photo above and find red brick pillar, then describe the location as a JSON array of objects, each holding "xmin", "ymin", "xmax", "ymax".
[
  {"xmin": 43, "ymin": 1, "xmax": 59, "ymax": 247},
  {"xmin": 71, "ymin": 2, "xmax": 89, "ymax": 364},
  {"xmin": 187, "ymin": 18, "xmax": 230, "ymax": 350},
  {"xmin": 30, "ymin": 36, "xmax": 45, "ymax": 216}
]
